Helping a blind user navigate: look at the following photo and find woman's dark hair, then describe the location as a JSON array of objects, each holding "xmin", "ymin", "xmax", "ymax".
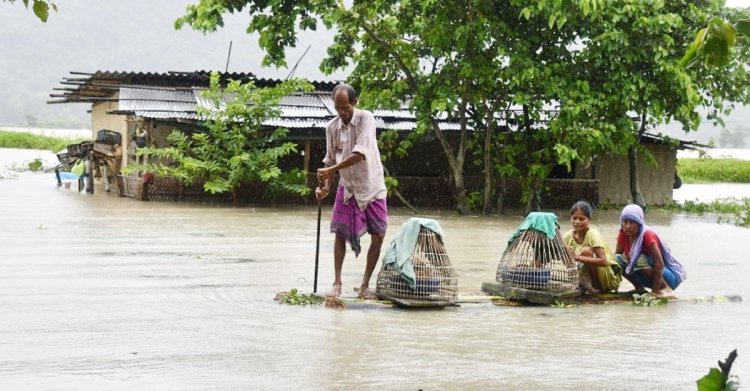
[{"xmin": 570, "ymin": 200, "xmax": 592, "ymax": 218}]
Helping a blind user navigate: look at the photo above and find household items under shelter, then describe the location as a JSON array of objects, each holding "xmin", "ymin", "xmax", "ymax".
[{"xmin": 53, "ymin": 129, "xmax": 122, "ymax": 193}]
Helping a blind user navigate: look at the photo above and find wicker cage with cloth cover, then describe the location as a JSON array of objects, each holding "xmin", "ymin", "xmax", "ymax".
[
  {"xmin": 495, "ymin": 212, "xmax": 578, "ymax": 294},
  {"xmin": 376, "ymin": 218, "xmax": 458, "ymax": 307}
]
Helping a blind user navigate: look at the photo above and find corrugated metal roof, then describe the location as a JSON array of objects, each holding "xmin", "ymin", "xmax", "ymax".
[
  {"xmin": 124, "ymin": 87, "xmax": 465, "ymax": 131},
  {"xmin": 48, "ymin": 70, "xmax": 338, "ymax": 104},
  {"xmin": 319, "ymin": 95, "xmax": 336, "ymax": 116},
  {"xmin": 135, "ymin": 111, "xmax": 200, "ymax": 120},
  {"xmin": 119, "ymin": 87, "xmax": 195, "ymax": 113},
  {"xmin": 263, "ymin": 118, "xmax": 333, "ymax": 128},
  {"xmin": 50, "ymin": 70, "xmax": 465, "ymax": 132},
  {"xmin": 378, "ymin": 120, "xmax": 464, "ymax": 131},
  {"xmin": 278, "ymin": 106, "xmax": 331, "ymax": 118},
  {"xmin": 193, "ymin": 89, "xmax": 232, "ymax": 111},
  {"xmin": 278, "ymin": 94, "xmax": 328, "ymax": 107},
  {"xmin": 372, "ymin": 108, "xmax": 415, "ymax": 119}
]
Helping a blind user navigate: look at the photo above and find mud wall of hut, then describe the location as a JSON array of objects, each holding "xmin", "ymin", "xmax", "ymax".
[
  {"xmin": 574, "ymin": 143, "xmax": 676, "ymax": 206},
  {"xmin": 91, "ymin": 100, "xmax": 127, "ymax": 156}
]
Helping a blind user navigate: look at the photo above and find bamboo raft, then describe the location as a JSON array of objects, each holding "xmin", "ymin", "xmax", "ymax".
[{"xmin": 300, "ymin": 291, "xmax": 743, "ymax": 309}]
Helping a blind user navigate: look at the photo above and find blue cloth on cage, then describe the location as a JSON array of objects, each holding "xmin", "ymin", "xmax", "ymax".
[
  {"xmin": 508, "ymin": 212, "xmax": 559, "ymax": 245},
  {"xmin": 382, "ymin": 217, "xmax": 445, "ymax": 290}
]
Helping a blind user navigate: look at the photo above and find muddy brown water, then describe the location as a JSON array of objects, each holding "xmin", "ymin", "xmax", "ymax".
[{"xmin": 2, "ymin": 166, "xmax": 750, "ymax": 389}]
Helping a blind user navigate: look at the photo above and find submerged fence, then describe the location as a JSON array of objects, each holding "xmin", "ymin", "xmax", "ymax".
[{"xmin": 116, "ymin": 174, "xmax": 599, "ymax": 209}]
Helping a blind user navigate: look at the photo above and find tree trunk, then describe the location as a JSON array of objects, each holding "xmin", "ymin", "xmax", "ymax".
[
  {"xmin": 496, "ymin": 174, "xmax": 506, "ymax": 214},
  {"xmin": 495, "ymin": 136, "xmax": 507, "ymax": 214},
  {"xmin": 428, "ymin": 83, "xmax": 470, "ymax": 215},
  {"xmin": 453, "ymin": 168, "xmax": 468, "ymax": 214},
  {"xmin": 525, "ymin": 177, "xmax": 542, "ymax": 214},
  {"xmin": 629, "ymin": 111, "xmax": 647, "ymax": 208},
  {"xmin": 428, "ymin": 120, "xmax": 468, "ymax": 214},
  {"xmin": 482, "ymin": 110, "xmax": 494, "ymax": 215},
  {"xmin": 628, "ymin": 145, "xmax": 646, "ymax": 207},
  {"xmin": 522, "ymin": 104, "xmax": 541, "ymax": 214}
]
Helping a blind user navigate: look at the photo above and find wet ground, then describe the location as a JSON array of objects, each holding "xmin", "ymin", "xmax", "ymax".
[{"xmin": 1, "ymin": 149, "xmax": 750, "ymax": 390}]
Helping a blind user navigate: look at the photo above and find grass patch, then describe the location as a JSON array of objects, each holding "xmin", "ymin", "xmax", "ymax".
[
  {"xmin": 678, "ymin": 158, "xmax": 750, "ymax": 184},
  {"xmin": 600, "ymin": 199, "xmax": 750, "ymax": 228},
  {"xmin": 664, "ymin": 198, "xmax": 750, "ymax": 228},
  {"xmin": 276, "ymin": 288, "xmax": 324, "ymax": 305},
  {"xmin": 0, "ymin": 130, "xmax": 87, "ymax": 152}
]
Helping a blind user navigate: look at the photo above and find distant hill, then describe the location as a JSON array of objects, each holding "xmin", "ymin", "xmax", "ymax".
[
  {"xmin": 0, "ymin": 1, "xmax": 344, "ymax": 128},
  {"xmin": 656, "ymin": 105, "xmax": 750, "ymax": 147}
]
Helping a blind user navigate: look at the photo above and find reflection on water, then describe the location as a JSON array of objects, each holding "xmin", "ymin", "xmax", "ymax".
[{"xmin": 1, "ymin": 172, "xmax": 749, "ymax": 390}]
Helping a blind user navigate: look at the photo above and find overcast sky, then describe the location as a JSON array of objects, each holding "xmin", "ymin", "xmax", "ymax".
[{"xmin": 0, "ymin": 1, "xmax": 343, "ymax": 127}]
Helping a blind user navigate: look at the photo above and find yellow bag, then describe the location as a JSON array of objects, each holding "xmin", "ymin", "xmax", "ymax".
[{"xmin": 71, "ymin": 159, "xmax": 86, "ymax": 177}]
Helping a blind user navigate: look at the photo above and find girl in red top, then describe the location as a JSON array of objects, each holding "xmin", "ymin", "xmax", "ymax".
[{"xmin": 615, "ymin": 204, "xmax": 686, "ymax": 298}]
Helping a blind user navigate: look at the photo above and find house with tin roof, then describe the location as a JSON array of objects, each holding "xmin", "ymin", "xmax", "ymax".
[{"xmin": 48, "ymin": 70, "xmax": 698, "ymax": 208}]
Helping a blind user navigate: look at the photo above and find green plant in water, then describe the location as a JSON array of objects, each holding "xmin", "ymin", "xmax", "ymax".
[
  {"xmin": 27, "ymin": 158, "xmax": 43, "ymax": 171},
  {"xmin": 278, "ymin": 288, "xmax": 323, "ymax": 306},
  {"xmin": 665, "ymin": 199, "xmax": 750, "ymax": 228},
  {"xmin": 550, "ymin": 300, "xmax": 577, "ymax": 308},
  {"xmin": 631, "ymin": 293, "xmax": 668, "ymax": 306},
  {"xmin": 697, "ymin": 349, "xmax": 739, "ymax": 391}
]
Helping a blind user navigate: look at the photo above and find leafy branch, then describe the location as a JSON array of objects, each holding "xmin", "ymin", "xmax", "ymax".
[
  {"xmin": 3, "ymin": 0, "xmax": 58, "ymax": 22},
  {"xmin": 697, "ymin": 349, "xmax": 739, "ymax": 391},
  {"xmin": 127, "ymin": 72, "xmax": 313, "ymax": 202}
]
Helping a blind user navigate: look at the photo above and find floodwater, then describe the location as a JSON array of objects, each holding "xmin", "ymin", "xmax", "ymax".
[{"xmin": 1, "ymin": 150, "xmax": 750, "ymax": 390}]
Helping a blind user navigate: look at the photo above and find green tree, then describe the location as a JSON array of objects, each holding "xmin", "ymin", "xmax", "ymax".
[
  {"xmin": 176, "ymin": 0, "xmax": 750, "ymax": 213},
  {"xmin": 130, "ymin": 72, "xmax": 313, "ymax": 203},
  {"xmin": 176, "ymin": 0, "xmax": 591, "ymax": 214},
  {"xmin": 2, "ymin": 0, "xmax": 57, "ymax": 22},
  {"xmin": 680, "ymin": 15, "xmax": 750, "ymax": 68},
  {"xmin": 556, "ymin": 0, "xmax": 750, "ymax": 207}
]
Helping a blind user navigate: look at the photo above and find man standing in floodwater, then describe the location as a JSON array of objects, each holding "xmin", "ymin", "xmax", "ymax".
[{"xmin": 316, "ymin": 84, "xmax": 388, "ymax": 299}]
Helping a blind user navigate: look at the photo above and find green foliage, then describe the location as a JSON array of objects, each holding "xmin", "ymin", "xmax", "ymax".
[
  {"xmin": 466, "ymin": 191, "xmax": 482, "ymax": 212},
  {"xmin": 631, "ymin": 293, "xmax": 669, "ymax": 306},
  {"xmin": 27, "ymin": 158, "xmax": 43, "ymax": 171},
  {"xmin": 666, "ymin": 198, "xmax": 750, "ymax": 228},
  {"xmin": 550, "ymin": 300, "xmax": 577, "ymax": 308},
  {"xmin": 278, "ymin": 288, "xmax": 324, "ymax": 306},
  {"xmin": 696, "ymin": 350, "xmax": 739, "ymax": 391},
  {"xmin": 0, "ymin": 130, "xmax": 86, "ymax": 152},
  {"xmin": 681, "ymin": 13, "xmax": 750, "ymax": 69},
  {"xmin": 128, "ymin": 72, "xmax": 313, "ymax": 201},
  {"xmin": 177, "ymin": 0, "xmax": 750, "ymax": 214},
  {"xmin": 383, "ymin": 175, "xmax": 399, "ymax": 196},
  {"xmin": 4, "ymin": 0, "xmax": 58, "ymax": 22},
  {"xmin": 678, "ymin": 158, "xmax": 750, "ymax": 183}
]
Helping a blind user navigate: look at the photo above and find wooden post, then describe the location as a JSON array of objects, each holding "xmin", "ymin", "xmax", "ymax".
[{"xmin": 304, "ymin": 138, "xmax": 311, "ymax": 173}]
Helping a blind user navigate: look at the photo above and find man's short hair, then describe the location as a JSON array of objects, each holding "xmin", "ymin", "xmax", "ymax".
[{"xmin": 333, "ymin": 84, "xmax": 358, "ymax": 104}]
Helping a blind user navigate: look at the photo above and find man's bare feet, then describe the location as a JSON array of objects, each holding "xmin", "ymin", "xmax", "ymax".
[
  {"xmin": 327, "ymin": 282, "xmax": 342, "ymax": 298},
  {"xmin": 357, "ymin": 287, "xmax": 378, "ymax": 300}
]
